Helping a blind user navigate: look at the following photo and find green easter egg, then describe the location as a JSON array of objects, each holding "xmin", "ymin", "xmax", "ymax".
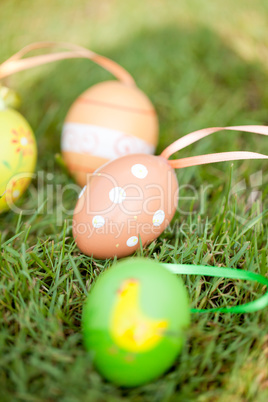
[{"xmin": 82, "ymin": 258, "xmax": 190, "ymax": 387}]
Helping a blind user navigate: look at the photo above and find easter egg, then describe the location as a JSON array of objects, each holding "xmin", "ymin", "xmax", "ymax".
[
  {"xmin": 72, "ymin": 153, "xmax": 178, "ymax": 259},
  {"xmin": 82, "ymin": 258, "xmax": 190, "ymax": 387},
  {"xmin": 0, "ymin": 108, "xmax": 37, "ymax": 213},
  {"xmin": 61, "ymin": 80, "xmax": 158, "ymax": 187}
]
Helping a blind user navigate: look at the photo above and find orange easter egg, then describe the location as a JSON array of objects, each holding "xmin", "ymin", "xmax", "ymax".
[
  {"xmin": 62, "ymin": 81, "xmax": 158, "ymax": 187},
  {"xmin": 72, "ymin": 154, "xmax": 178, "ymax": 259}
]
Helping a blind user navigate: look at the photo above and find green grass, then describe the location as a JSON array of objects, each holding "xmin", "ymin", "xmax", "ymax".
[{"xmin": 1, "ymin": 0, "xmax": 268, "ymax": 400}]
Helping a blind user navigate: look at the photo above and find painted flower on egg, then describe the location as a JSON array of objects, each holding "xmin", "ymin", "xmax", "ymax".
[
  {"xmin": 11, "ymin": 127, "xmax": 35, "ymax": 156},
  {"xmin": 5, "ymin": 176, "xmax": 31, "ymax": 204},
  {"xmin": 72, "ymin": 153, "xmax": 178, "ymax": 259}
]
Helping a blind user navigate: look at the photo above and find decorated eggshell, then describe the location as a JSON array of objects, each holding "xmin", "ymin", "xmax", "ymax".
[
  {"xmin": 72, "ymin": 153, "xmax": 178, "ymax": 259},
  {"xmin": 61, "ymin": 80, "xmax": 158, "ymax": 187},
  {"xmin": 0, "ymin": 108, "xmax": 37, "ymax": 213},
  {"xmin": 82, "ymin": 258, "xmax": 190, "ymax": 387}
]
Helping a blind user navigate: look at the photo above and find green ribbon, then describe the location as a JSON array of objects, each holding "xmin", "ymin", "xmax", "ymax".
[{"xmin": 162, "ymin": 264, "xmax": 268, "ymax": 314}]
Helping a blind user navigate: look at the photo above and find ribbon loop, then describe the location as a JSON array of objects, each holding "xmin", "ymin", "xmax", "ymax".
[
  {"xmin": 163, "ymin": 264, "xmax": 268, "ymax": 314},
  {"xmin": 0, "ymin": 41, "xmax": 136, "ymax": 86},
  {"xmin": 168, "ymin": 151, "xmax": 268, "ymax": 169},
  {"xmin": 161, "ymin": 125, "xmax": 268, "ymax": 169}
]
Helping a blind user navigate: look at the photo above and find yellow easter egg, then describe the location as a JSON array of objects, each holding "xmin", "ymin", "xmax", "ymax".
[
  {"xmin": 61, "ymin": 80, "xmax": 159, "ymax": 187},
  {"xmin": 0, "ymin": 108, "xmax": 37, "ymax": 213}
]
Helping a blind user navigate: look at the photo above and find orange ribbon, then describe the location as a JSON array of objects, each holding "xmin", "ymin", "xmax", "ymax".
[
  {"xmin": 0, "ymin": 41, "xmax": 136, "ymax": 87},
  {"xmin": 161, "ymin": 126, "xmax": 268, "ymax": 168}
]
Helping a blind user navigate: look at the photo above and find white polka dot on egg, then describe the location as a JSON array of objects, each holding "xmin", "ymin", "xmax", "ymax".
[
  {"xmin": 126, "ymin": 236, "xmax": 138, "ymax": 247},
  {"xmin": 78, "ymin": 185, "xmax": 87, "ymax": 199},
  {"xmin": 131, "ymin": 164, "xmax": 148, "ymax": 179},
  {"xmin": 92, "ymin": 215, "xmax": 105, "ymax": 228},
  {"xmin": 109, "ymin": 187, "xmax": 126, "ymax": 204},
  {"xmin": 152, "ymin": 210, "xmax": 165, "ymax": 226}
]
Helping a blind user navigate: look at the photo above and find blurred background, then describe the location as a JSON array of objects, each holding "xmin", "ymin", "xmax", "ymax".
[{"xmin": 1, "ymin": 0, "xmax": 268, "ymax": 152}]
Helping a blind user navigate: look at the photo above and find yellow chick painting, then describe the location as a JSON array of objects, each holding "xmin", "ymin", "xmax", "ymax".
[{"xmin": 110, "ymin": 278, "xmax": 168, "ymax": 353}]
